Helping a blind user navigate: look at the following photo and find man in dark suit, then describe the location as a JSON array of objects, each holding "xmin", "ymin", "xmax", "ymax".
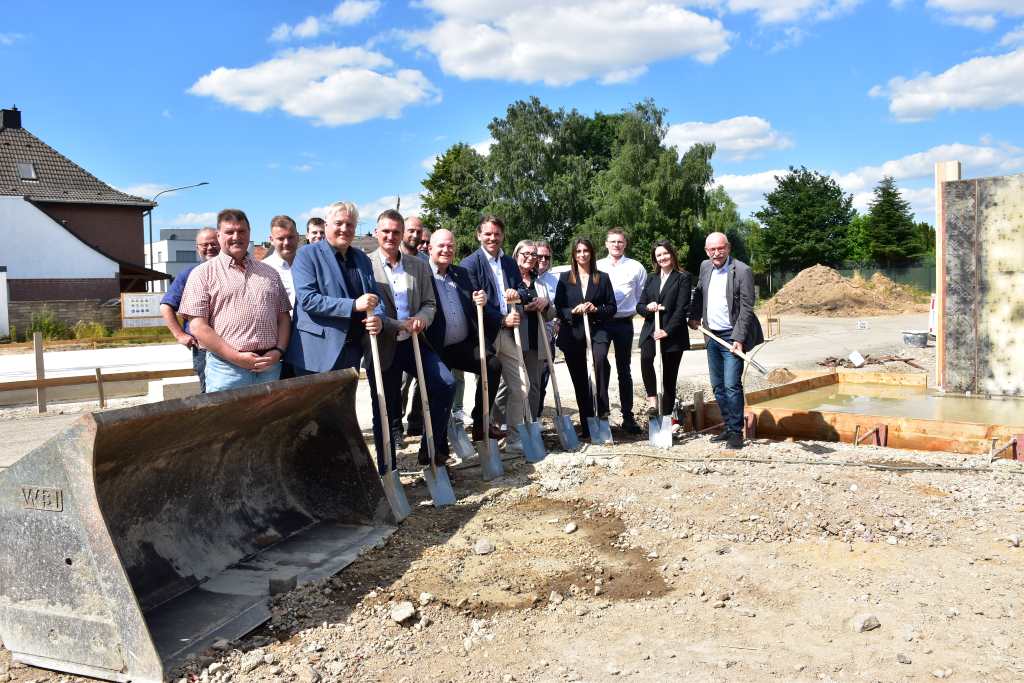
[
  {"xmin": 369, "ymin": 210, "xmax": 455, "ymax": 467},
  {"xmin": 423, "ymin": 229, "xmax": 501, "ymax": 442},
  {"xmin": 688, "ymin": 232, "xmax": 764, "ymax": 449},
  {"xmin": 459, "ymin": 215, "xmax": 532, "ymax": 454},
  {"xmin": 284, "ymin": 201, "xmax": 384, "ymax": 376}
]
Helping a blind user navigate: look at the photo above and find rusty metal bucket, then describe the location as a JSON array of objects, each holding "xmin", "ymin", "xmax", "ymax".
[{"xmin": 0, "ymin": 370, "xmax": 394, "ymax": 683}]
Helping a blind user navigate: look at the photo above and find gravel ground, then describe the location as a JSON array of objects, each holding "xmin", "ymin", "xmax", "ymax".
[{"xmin": 5, "ymin": 342, "xmax": 1023, "ymax": 683}]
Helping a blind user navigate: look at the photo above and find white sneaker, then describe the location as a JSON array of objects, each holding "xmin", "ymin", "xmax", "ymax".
[
  {"xmin": 503, "ymin": 439, "xmax": 523, "ymax": 454},
  {"xmin": 452, "ymin": 409, "xmax": 472, "ymax": 426}
]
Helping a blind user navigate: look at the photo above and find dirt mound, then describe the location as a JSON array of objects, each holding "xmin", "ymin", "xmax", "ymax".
[{"xmin": 763, "ymin": 264, "xmax": 928, "ymax": 317}]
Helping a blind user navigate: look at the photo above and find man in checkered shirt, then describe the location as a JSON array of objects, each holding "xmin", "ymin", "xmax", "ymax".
[{"xmin": 179, "ymin": 209, "xmax": 292, "ymax": 392}]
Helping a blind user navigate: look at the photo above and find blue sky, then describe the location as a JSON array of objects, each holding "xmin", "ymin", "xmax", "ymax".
[{"xmin": 4, "ymin": 0, "xmax": 1024, "ymax": 242}]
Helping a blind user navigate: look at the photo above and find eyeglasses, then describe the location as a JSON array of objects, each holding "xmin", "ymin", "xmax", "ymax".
[
  {"xmin": 536, "ymin": 254, "xmax": 550, "ymax": 261},
  {"xmin": 706, "ymin": 246, "xmax": 728, "ymax": 254},
  {"xmin": 519, "ymin": 251, "xmax": 537, "ymax": 258}
]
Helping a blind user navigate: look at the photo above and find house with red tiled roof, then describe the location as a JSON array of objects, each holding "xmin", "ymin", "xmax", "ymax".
[{"xmin": 0, "ymin": 106, "xmax": 168, "ymax": 337}]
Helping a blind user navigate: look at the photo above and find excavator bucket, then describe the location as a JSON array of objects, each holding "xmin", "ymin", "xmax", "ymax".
[{"xmin": 0, "ymin": 369, "xmax": 394, "ymax": 683}]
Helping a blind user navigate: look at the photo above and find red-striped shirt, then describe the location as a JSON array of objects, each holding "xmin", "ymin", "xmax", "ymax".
[{"xmin": 179, "ymin": 252, "xmax": 291, "ymax": 352}]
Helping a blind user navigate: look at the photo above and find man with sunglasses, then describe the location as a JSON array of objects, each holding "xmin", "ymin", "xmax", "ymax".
[{"xmin": 688, "ymin": 232, "xmax": 763, "ymax": 450}]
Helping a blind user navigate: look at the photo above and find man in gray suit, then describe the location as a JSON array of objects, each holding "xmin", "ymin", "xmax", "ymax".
[
  {"xmin": 370, "ymin": 209, "xmax": 455, "ymax": 467},
  {"xmin": 688, "ymin": 232, "xmax": 764, "ymax": 449}
]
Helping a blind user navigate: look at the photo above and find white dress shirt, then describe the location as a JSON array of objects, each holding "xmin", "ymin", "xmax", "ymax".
[
  {"xmin": 485, "ymin": 249, "xmax": 509, "ymax": 315},
  {"xmin": 707, "ymin": 258, "xmax": 732, "ymax": 332},
  {"xmin": 596, "ymin": 254, "xmax": 646, "ymax": 318},
  {"xmin": 263, "ymin": 251, "xmax": 295, "ymax": 309},
  {"xmin": 380, "ymin": 252, "xmax": 411, "ymax": 341}
]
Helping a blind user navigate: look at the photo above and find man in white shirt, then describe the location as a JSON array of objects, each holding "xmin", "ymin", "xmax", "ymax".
[
  {"xmin": 264, "ymin": 215, "xmax": 299, "ymax": 309},
  {"xmin": 596, "ymin": 227, "xmax": 647, "ymax": 434}
]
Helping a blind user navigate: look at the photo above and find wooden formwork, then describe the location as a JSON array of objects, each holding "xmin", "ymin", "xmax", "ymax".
[{"xmin": 700, "ymin": 371, "xmax": 1024, "ymax": 457}]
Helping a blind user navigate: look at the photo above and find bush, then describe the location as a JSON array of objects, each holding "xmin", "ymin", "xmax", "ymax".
[
  {"xmin": 27, "ymin": 308, "xmax": 74, "ymax": 340},
  {"xmin": 73, "ymin": 320, "xmax": 111, "ymax": 339},
  {"xmin": 112, "ymin": 325, "xmax": 172, "ymax": 338}
]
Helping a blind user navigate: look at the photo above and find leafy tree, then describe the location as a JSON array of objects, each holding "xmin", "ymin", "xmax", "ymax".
[
  {"xmin": 866, "ymin": 176, "xmax": 921, "ymax": 266},
  {"xmin": 754, "ymin": 166, "xmax": 855, "ymax": 272},
  {"xmin": 846, "ymin": 213, "xmax": 873, "ymax": 264},
  {"xmin": 913, "ymin": 220, "xmax": 935, "ymax": 256},
  {"xmin": 420, "ymin": 143, "xmax": 491, "ymax": 256},
  {"xmin": 691, "ymin": 185, "xmax": 753, "ymax": 272},
  {"xmin": 584, "ymin": 99, "xmax": 715, "ymax": 267}
]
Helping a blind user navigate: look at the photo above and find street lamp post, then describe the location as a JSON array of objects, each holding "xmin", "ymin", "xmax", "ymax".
[{"xmin": 147, "ymin": 182, "xmax": 209, "ymax": 290}]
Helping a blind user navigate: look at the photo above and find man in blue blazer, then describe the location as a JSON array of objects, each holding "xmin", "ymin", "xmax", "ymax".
[
  {"xmin": 285, "ymin": 201, "xmax": 385, "ymax": 375},
  {"xmin": 459, "ymin": 215, "xmax": 533, "ymax": 453}
]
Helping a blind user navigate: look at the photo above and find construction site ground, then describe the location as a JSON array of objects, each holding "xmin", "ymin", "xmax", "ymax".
[{"xmin": 2, "ymin": 312, "xmax": 1023, "ymax": 682}]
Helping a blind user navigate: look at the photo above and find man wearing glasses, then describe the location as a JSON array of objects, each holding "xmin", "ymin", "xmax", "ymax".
[{"xmin": 688, "ymin": 232, "xmax": 763, "ymax": 450}]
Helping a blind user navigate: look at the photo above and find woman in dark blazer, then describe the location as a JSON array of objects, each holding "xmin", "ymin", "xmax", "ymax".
[
  {"xmin": 636, "ymin": 239, "xmax": 692, "ymax": 417},
  {"xmin": 555, "ymin": 237, "xmax": 617, "ymax": 435}
]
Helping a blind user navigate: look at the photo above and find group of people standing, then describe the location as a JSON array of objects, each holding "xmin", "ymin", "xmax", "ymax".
[{"xmin": 160, "ymin": 202, "xmax": 762, "ymax": 472}]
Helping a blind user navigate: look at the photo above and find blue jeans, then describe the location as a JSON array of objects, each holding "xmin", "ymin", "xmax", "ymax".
[
  {"xmin": 705, "ymin": 330, "xmax": 745, "ymax": 434},
  {"xmin": 204, "ymin": 352, "xmax": 281, "ymax": 393}
]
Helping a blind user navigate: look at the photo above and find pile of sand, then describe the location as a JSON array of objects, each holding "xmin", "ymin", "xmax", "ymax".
[{"xmin": 762, "ymin": 264, "xmax": 928, "ymax": 317}]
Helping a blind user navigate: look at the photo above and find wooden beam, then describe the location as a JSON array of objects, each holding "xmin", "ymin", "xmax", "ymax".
[
  {"xmin": 0, "ymin": 367, "xmax": 195, "ymax": 392},
  {"xmin": 934, "ymin": 160, "xmax": 963, "ymax": 390},
  {"xmin": 94, "ymin": 368, "xmax": 106, "ymax": 408},
  {"xmin": 33, "ymin": 332, "xmax": 46, "ymax": 414}
]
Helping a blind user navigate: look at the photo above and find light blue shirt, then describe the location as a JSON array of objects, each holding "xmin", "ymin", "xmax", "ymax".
[
  {"xmin": 380, "ymin": 252, "xmax": 411, "ymax": 341},
  {"xmin": 485, "ymin": 250, "xmax": 509, "ymax": 315},
  {"xmin": 707, "ymin": 258, "xmax": 732, "ymax": 332},
  {"xmin": 431, "ymin": 262, "xmax": 469, "ymax": 346}
]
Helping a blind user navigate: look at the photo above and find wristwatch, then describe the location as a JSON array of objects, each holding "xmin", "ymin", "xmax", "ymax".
[{"xmin": 272, "ymin": 346, "xmax": 286, "ymax": 357}]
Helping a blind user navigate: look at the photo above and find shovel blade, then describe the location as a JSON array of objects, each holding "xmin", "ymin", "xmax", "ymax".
[
  {"xmin": 515, "ymin": 422, "xmax": 546, "ymax": 463},
  {"xmin": 648, "ymin": 415, "xmax": 673, "ymax": 449},
  {"xmin": 587, "ymin": 417, "xmax": 613, "ymax": 445},
  {"xmin": 447, "ymin": 421, "xmax": 476, "ymax": 463},
  {"xmin": 380, "ymin": 469, "xmax": 412, "ymax": 522},
  {"xmin": 423, "ymin": 465, "xmax": 456, "ymax": 508},
  {"xmin": 476, "ymin": 439, "xmax": 504, "ymax": 480},
  {"xmin": 555, "ymin": 415, "xmax": 580, "ymax": 451}
]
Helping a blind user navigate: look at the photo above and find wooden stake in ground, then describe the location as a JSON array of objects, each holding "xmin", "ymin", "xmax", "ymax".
[{"xmin": 33, "ymin": 332, "xmax": 46, "ymax": 414}]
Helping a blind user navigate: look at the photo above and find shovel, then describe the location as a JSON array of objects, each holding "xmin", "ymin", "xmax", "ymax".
[
  {"xmin": 582, "ymin": 314, "xmax": 612, "ymax": 444},
  {"xmin": 475, "ymin": 303, "xmax": 504, "ymax": 480},
  {"xmin": 537, "ymin": 311, "xmax": 579, "ymax": 451},
  {"xmin": 648, "ymin": 308, "xmax": 673, "ymax": 449},
  {"xmin": 511, "ymin": 310, "xmax": 546, "ymax": 463},
  {"xmin": 447, "ymin": 417, "xmax": 476, "ymax": 464},
  {"xmin": 369, "ymin": 331, "xmax": 412, "ymax": 521},
  {"xmin": 411, "ymin": 332, "xmax": 456, "ymax": 507},
  {"xmin": 697, "ymin": 324, "xmax": 769, "ymax": 375}
]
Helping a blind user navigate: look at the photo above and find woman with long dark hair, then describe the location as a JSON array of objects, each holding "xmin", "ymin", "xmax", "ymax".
[
  {"xmin": 636, "ymin": 239, "xmax": 692, "ymax": 418},
  {"xmin": 554, "ymin": 237, "xmax": 616, "ymax": 437}
]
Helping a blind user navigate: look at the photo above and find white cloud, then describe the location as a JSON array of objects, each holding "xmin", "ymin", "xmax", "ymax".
[
  {"xmin": 870, "ymin": 48, "xmax": 1024, "ymax": 121},
  {"xmin": 406, "ymin": 0, "xmax": 731, "ymax": 86},
  {"xmin": 926, "ymin": 0, "xmax": 1024, "ymax": 15},
  {"xmin": 301, "ymin": 193, "xmax": 424, "ymax": 226},
  {"xmin": 293, "ymin": 163, "xmax": 314, "ymax": 172},
  {"xmin": 833, "ymin": 142, "xmax": 1024, "ymax": 191},
  {"xmin": 0, "ymin": 32, "xmax": 25, "ymax": 46},
  {"xmin": 725, "ymin": 0, "xmax": 861, "ymax": 24},
  {"xmin": 188, "ymin": 46, "xmax": 439, "ymax": 126},
  {"xmin": 118, "ymin": 183, "xmax": 172, "ymax": 199},
  {"xmin": 270, "ymin": 1, "xmax": 380, "ymax": 41},
  {"xmin": 332, "ymin": 0, "xmax": 381, "ymax": 25},
  {"xmin": 1000, "ymin": 23, "xmax": 1024, "ymax": 45},
  {"xmin": 717, "ymin": 169, "xmax": 787, "ymax": 212},
  {"xmin": 161, "ymin": 109, "xmax": 172, "ymax": 119},
  {"xmin": 168, "ymin": 211, "xmax": 218, "ymax": 227},
  {"xmin": 665, "ymin": 116, "xmax": 792, "ymax": 160},
  {"xmin": 943, "ymin": 13, "xmax": 997, "ymax": 29}
]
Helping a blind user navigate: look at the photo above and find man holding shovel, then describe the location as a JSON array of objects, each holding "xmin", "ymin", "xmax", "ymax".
[
  {"xmin": 688, "ymin": 232, "xmax": 764, "ymax": 449},
  {"xmin": 425, "ymin": 229, "xmax": 501, "ymax": 449}
]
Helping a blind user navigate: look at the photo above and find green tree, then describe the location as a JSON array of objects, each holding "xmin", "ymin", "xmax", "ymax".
[
  {"xmin": 913, "ymin": 220, "xmax": 935, "ymax": 256},
  {"xmin": 866, "ymin": 176, "xmax": 920, "ymax": 266},
  {"xmin": 690, "ymin": 185, "xmax": 753, "ymax": 272},
  {"xmin": 846, "ymin": 213, "xmax": 873, "ymax": 264},
  {"xmin": 585, "ymin": 99, "xmax": 715, "ymax": 267},
  {"xmin": 754, "ymin": 166, "xmax": 855, "ymax": 272},
  {"xmin": 420, "ymin": 143, "xmax": 491, "ymax": 256}
]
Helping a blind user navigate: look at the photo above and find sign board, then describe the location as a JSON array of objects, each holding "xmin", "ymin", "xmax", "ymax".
[{"xmin": 121, "ymin": 292, "xmax": 164, "ymax": 328}]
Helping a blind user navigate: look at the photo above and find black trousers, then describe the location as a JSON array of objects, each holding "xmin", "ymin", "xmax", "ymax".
[
  {"xmin": 562, "ymin": 339, "xmax": 610, "ymax": 428},
  {"xmin": 434, "ymin": 338, "xmax": 501, "ymax": 438},
  {"xmin": 602, "ymin": 317, "xmax": 635, "ymax": 418},
  {"xmin": 639, "ymin": 340, "xmax": 683, "ymax": 415}
]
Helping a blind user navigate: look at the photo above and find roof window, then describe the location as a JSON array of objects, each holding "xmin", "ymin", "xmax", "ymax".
[{"xmin": 16, "ymin": 162, "xmax": 37, "ymax": 181}]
